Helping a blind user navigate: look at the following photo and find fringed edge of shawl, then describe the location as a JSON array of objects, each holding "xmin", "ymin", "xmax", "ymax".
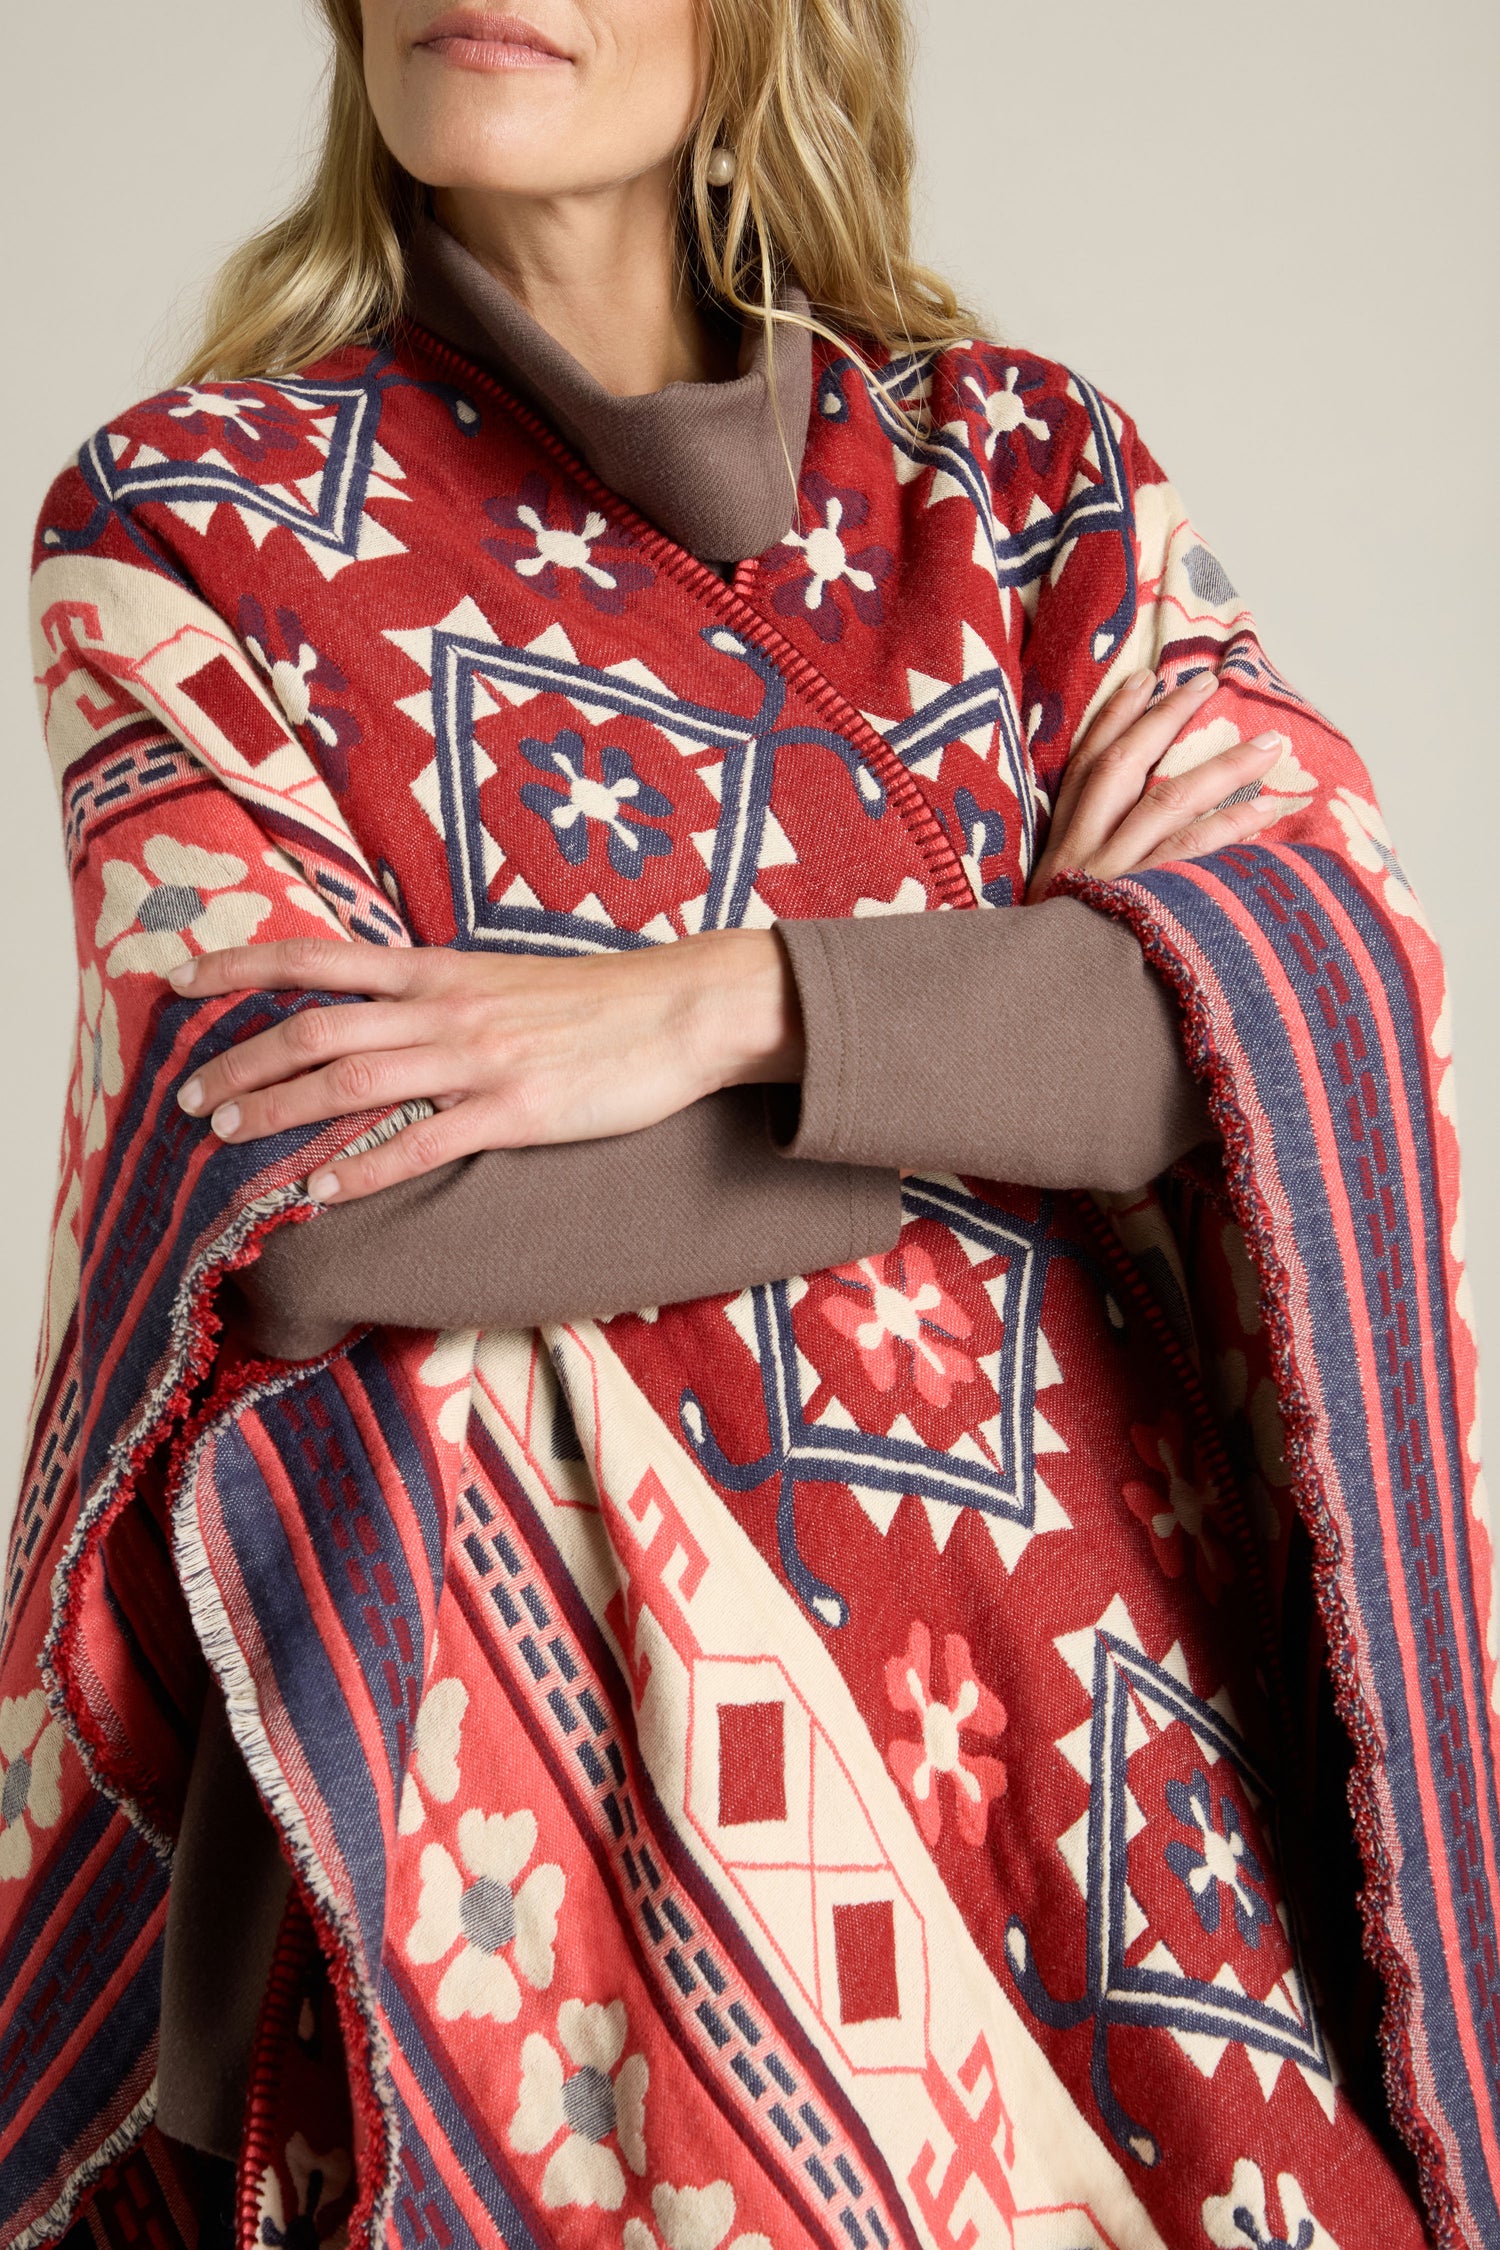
[
  {"xmin": 167, "ymin": 1357, "xmax": 401, "ymax": 2250},
  {"xmin": 5, "ymin": 2086, "xmax": 160, "ymax": 2250},
  {"xmin": 31, "ymin": 1099, "xmax": 429, "ymax": 2248},
  {"xmin": 39, "ymin": 1179, "xmax": 322, "ymax": 1856},
  {"xmin": 1057, "ymin": 868, "xmax": 1463, "ymax": 2250}
]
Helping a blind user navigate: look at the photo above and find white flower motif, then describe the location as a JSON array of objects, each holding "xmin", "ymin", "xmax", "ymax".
[
  {"xmin": 418, "ymin": 1329, "xmax": 480, "ymax": 1444},
  {"xmin": 962, "ymin": 366, "xmax": 1050, "ymax": 459},
  {"xmin": 781, "ymin": 494, "xmax": 878, "ymax": 612},
  {"xmin": 242, "ymin": 633, "xmax": 336, "ymax": 745},
  {"xmin": 73, "ymin": 962, "xmax": 123, "ymax": 1158},
  {"xmin": 1330, "ymin": 787, "xmax": 1433, "ymax": 937},
  {"xmin": 398, "ymin": 1674, "xmax": 469, "ymax": 1835},
  {"xmin": 169, "ymin": 385, "xmax": 275, "ymax": 444},
  {"xmin": 1154, "ymin": 714, "xmax": 1316, "ymax": 822},
  {"xmin": 510, "ymin": 1998, "xmax": 648, "ymax": 2210},
  {"xmin": 623, "ymin": 2179, "xmax": 771, "ymax": 2250},
  {"xmin": 94, "ymin": 836, "xmax": 271, "ymax": 978},
  {"xmin": 256, "ymin": 2131, "xmax": 352, "ymax": 2249},
  {"xmin": 0, "ymin": 1692, "xmax": 66, "ymax": 1882},
  {"xmin": 1202, "ymin": 2157, "xmax": 1340, "ymax": 2248},
  {"xmin": 514, "ymin": 504, "xmax": 619, "ymax": 590},
  {"xmin": 408, "ymin": 1806, "xmax": 564, "ymax": 2024},
  {"xmin": 551, "ymin": 755, "xmax": 640, "ymax": 847}
]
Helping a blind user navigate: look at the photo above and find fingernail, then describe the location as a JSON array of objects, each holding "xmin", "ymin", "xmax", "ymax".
[
  {"xmin": 169, "ymin": 961, "xmax": 196, "ymax": 989},
  {"xmin": 178, "ymin": 1077, "xmax": 204, "ymax": 1115},
  {"xmin": 1123, "ymin": 668, "xmax": 1155, "ymax": 694},
  {"xmin": 1187, "ymin": 670, "xmax": 1218, "ymax": 695},
  {"xmin": 210, "ymin": 1103, "xmax": 240, "ymax": 1139},
  {"xmin": 308, "ymin": 1170, "xmax": 341, "ymax": 1201},
  {"xmin": 1247, "ymin": 730, "xmax": 1284, "ymax": 752}
]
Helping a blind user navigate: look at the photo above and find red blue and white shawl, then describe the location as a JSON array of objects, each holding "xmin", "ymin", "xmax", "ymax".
[{"xmin": 2, "ymin": 320, "xmax": 1494, "ymax": 2250}]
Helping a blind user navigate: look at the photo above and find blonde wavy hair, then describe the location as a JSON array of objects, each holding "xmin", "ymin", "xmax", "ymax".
[{"xmin": 177, "ymin": 0, "xmax": 977, "ymax": 384}]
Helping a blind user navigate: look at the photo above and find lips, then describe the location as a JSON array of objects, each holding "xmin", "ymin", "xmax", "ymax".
[{"xmin": 414, "ymin": 10, "xmax": 570, "ymax": 64}]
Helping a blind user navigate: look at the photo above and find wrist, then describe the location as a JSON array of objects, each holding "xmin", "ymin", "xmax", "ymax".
[{"xmin": 688, "ymin": 929, "xmax": 806, "ymax": 1089}]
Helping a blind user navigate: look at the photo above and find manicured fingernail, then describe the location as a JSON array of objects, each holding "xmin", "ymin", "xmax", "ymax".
[
  {"xmin": 1247, "ymin": 730, "xmax": 1284, "ymax": 752},
  {"xmin": 1123, "ymin": 668, "xmax": 1154, "ymax": 694},
  {"xmin": 169, "ymin": 961, "xmax": 196, "ymax": 989},
  {"xmin": 178, "ymin": 1077, "xmax": 204, "ymax": 1114},
  {"xmin": 210, "ymin": 1103, "xmax": 240, "ymax": 1139},
  {"xmin": 308, "ymin": 1170, "xmax": 341, "ymax": 1201}
]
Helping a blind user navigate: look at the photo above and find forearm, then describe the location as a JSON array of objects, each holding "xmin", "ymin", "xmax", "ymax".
[
  {"xmin": 234, "ymin": 1085, "xmax": 901, "ymax": 1360},
  {"xmin": 234, "ymin": 900, "xmax": 1208, "ymax": 1359}
]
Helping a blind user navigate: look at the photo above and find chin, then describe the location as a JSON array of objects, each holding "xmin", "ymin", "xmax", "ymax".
[{"xmin": 391, "ymin": 95, "xmax": 576, "ymax": 193}]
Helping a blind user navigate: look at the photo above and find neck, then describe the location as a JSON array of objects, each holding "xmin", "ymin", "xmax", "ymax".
[{"xmin": 433, "ymin": 166, "xmax": 735, "ymax": 396}]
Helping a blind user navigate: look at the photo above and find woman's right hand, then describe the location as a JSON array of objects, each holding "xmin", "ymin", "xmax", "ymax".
[{"xmin": 1026, "ymin": 666, "xmax": 1286, "ymax": 901}]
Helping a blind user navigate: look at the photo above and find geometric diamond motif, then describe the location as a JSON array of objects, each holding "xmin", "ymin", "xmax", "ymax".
[
  {"xmin": 681, "ymin": 1178, "xmax": 1073, "ymax": 1627},
  {"xmin": 66, "ymin": 365, "xmax": 414, "ymax": 580},
  {"xmin": 386, "ymin": 604, "xmax": 889, "ymax": 955},
  {"xmin": 1005, "ymin": 1597, "xmax": 1333, "ymax": 2170}
]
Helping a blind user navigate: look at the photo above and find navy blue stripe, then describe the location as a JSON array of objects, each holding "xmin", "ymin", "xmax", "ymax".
[
  {"xmin": 1198, "ymin": 852, "xmax": 1500, "ymax": 2028},
  {"xmin": 0, "ymin": 1792, "xmax": 117, "ymax": 2024},
  {"xmin": 80, "ymin": 990, "xmax": 375, "ymax": 1493},
  {"xmin": 1307, "ymin": 847, "xmax": 1500, "ymax": 1846},
  {"xmin": 212, "ymin": 1416, "xmax": 389, "ymax": 1960},
  {"xmin": 255, "ymin": 1362, "xmax": 429, "ymax": 1795},
  {"xmin": 0, "ymin": 1829, "xmax": 164, "ymax": 2140},
  {"xmin": 80, "ymin": 986, "xmax": 345, "ymax": 1274},
  {"xmin": 347, "ymin": 1338, "xmax": 448, "ymax": 1600},
  {"xmin": 1136, "ymin": 851, "xmax": 1500, "ymax": 2228},
  {"xmin": 383, "ymin": 1979, "xmax": 544, "ymax": 2250},
  {"xmin": 0, "ymin": 1940, "xmax": 161, "ymax": 2222}
]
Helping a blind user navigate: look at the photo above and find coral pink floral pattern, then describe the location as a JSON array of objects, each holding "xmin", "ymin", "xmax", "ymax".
[
  {"xmin": 820, "ymin": 1246, "xmax": 976, "ymax": 1409},
  {"xmin": 1121, "ymin": 1411, "xmax": 1235, "ymax": 1601},
  {"xmin": 885, "ymin": 1621, "xmax": 1007, "ymax": 1847}
]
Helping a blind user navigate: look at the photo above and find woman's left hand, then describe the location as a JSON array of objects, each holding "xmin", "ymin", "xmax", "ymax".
[{"xmin": 171, "ymin": 930, "xmax": 804, "ymax": 1203}]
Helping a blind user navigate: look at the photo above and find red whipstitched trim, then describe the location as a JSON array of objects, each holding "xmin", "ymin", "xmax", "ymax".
[
  {"xmin": 393, "ymin": 319, "xmax": 978, "ymax": 913},
  {"xmin": 238, "ymin": 1887, "xmax": 319, "ymax": 2250},
  {"xmin": 237, "ymin": 1873, "xmax": 392, "ymax": 2250},
  {"xmin": 1068, "ymin": 1186, "xmax": 1300, "ymax": 1775}
]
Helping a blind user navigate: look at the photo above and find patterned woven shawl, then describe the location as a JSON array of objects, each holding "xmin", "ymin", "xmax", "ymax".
[{"xmin": 1, "ymin": 326, "xmax": 1494, "ymax": 2250}]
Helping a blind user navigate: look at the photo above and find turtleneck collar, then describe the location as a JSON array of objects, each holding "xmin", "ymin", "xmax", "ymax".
[{"xmin": 402, "ymin": 215, "xmax": 814, "ymax": 565}]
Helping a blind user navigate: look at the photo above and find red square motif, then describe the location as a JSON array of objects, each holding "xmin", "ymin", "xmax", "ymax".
[
  {"xmin": 717, "ymin": 1701, "xmax": 786, "ymax": 1826},
  {"xmin": 179, "ymin": 655, "xmax": 288, "ymax": 766},
  {"xmin": 832, "ymin": 1899, "xmax": 900, "ymax": 2023}
]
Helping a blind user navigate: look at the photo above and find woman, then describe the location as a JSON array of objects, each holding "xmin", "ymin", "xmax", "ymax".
[{"xmin": 2, "ymin": 2, "xmax": 1493, "ymax": 2246}]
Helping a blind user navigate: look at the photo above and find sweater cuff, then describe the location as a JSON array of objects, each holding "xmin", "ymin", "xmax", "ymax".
[
  {"xmin": 845, "ymin": 1154, "xmax": 904, "ymax": 1259},
  {"xmin": 773, "ymin": 916, "xmax": 862, "ymax": 1162}
]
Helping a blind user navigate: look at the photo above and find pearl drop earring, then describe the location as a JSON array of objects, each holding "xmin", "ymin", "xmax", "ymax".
[{"xmin": 706, "ymin": 146, "xmax": 738, "ymax": 187}]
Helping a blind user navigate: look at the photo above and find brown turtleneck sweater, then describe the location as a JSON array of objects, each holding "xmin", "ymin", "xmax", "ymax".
[{"xmin": 231, "ymin": 220, "xmax": 1208, "ymax": 1365}]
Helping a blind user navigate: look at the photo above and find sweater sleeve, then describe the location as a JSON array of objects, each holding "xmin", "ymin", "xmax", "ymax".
[
  {"xmin": 234, "ymin": 900, "xmax": 1208, "ymax": 1359},
  {"xmin": 774, "ymin": 896, "xmax": 1211, "ymax": 1189},
  {"xmin": 234, "ymin": 1085, "xmax": 902, "ymax": 1360}
]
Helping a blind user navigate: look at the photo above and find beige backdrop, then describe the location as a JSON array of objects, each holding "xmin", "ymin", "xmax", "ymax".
[{"xmin": 2, "ymin": 0, "xmax": 1495, "ymax": 1542}]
